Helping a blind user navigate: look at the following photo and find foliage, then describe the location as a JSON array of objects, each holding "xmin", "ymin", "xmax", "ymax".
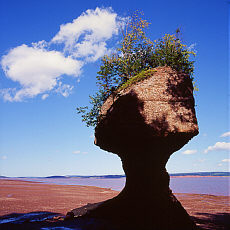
[
  {"xmin": 96, "ymin": 11, "xmax": 154, "ymax": 99},
  {"xmin": 150, "ymin": 33, "xmax": 196, "ymax": 80},
  {"xmin": 77, "ymin": 12, "xmax": 196, "ymax": 127},
  {"xmin": 76, "ymin": 90, "xmax": 108, "ymax": 127},
  {"xmin": 118, "ymin": 68, "xmax": 157, "ymax": 91}
]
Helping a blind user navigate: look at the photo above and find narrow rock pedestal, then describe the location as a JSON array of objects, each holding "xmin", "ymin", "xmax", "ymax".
[{"xmin": 79, "ymin": 67, "xmax": 199, "ymax": 230}]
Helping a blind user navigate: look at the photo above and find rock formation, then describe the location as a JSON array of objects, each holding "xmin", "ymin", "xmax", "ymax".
[{"xmin": 74, "ymin": 66, "xmax": 199, "ymax": 230}]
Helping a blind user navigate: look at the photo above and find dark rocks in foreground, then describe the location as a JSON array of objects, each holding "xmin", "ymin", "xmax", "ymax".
[{"xmin": 1, "ymin": 191, "xmax": 229, "ymax": 230}]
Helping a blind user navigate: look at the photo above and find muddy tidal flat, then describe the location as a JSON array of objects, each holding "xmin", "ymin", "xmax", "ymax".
[{"xmin": 0, "ymin": 179, "xmax": 229, "ymax": 230}]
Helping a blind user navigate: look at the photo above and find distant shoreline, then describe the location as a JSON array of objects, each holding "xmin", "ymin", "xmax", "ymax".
[
  {"xmin": 1, "ymin": 175, "xmax": 229, "ymax": 181},
  {"xmin": 2, "ymin": 175, "xmax": 229, "ymax": 181},
  {"xmin": 171, "ymin": 175, "xmax": 230, "ymax": 178},
  {"xmin": 1, "ymin": 171, "xmax": 229, "ymax": 179}
]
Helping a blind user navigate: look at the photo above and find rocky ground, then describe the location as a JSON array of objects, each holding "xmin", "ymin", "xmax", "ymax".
[{"xmin": 0, "ymin": 179, "xmax": 229, "ymax": 230}]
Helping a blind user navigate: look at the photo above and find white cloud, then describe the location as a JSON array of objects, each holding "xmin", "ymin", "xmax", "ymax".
[
  {"xmin": 221, "ymin": 132, "xmax": 230, "ymax": 137},
  {"xmin": 1, "ymin": 44, "xmax": 82, "ymax": 101},
  {"xmin": 73, "ymin": 150, "xmax": 81, "ymax": 154},
  {"xmin": 188, "ymin": 43, "xmax": 197, "ymax": 53},
  {"xmin": 74, "ymin": 41, "xmax": 108, "ymax": 62},
  {"xmin": 204, "ymin": 142, "xmax": 230, "ymax": 153},
  {"xmin": 1, "ymin": 155, "xmax": 7, "ymax": 160},
  {"xmin": 55, "ymin": 82, "xmax": 73, "ymax": 97},
  {"xmin": 218, "ymin": 163, "xmax": 223, "ymax": 167},
  {"xmin": 51, "ymin": 7, "xmax": 122, "ymax": 61},
  {"xmin": 182, "ymin": 149, "xmax": 197, "ymax": 155},
  {"xmin": 73, "ymin": 150, "xmax": 87, "ymax": 154},
  {"xmin": 1, "ymin": 7, "xmax": 125, "ymax": 102},
  {"xmin": 41, "ymin": 94, "xmax": 49, "ymax": 100},
  {"xmin": 222, "ymin": 159, "xmax": 230, "ymax": 162}
]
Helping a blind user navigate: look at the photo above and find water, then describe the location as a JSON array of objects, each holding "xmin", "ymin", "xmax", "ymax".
[
  {"xmin": 13, "ymin": 177, "xmax": 126, "ymax": 191},
  {"xmin": 10, "ymin": 176, "xmax": 230, "ymax": 196},
  {"xmin": 170, "ymin": 177, "xmax": 229, "ymax": 196}
]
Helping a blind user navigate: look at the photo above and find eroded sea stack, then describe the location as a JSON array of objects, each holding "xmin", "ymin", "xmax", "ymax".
[{"xmin": 87, "ymin": 66, "xmax": 198, "ymax": 229}]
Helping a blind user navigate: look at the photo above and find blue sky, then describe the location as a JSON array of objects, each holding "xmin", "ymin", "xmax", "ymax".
[{"xmin": 0, "ymin": 0, "xmax": 229, "ymax": 177}]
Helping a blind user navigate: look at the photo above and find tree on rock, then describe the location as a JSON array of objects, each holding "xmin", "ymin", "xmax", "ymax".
[{"xmin": 77, "ymin": 11, "xmax": 196, "ymax": 127}]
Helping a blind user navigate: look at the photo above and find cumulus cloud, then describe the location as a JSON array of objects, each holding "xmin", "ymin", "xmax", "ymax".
[
  {"xmin": 73, "ymin": 150, "xmax": 81, "ymax": 154},
  {"xmin": 1, "ymin": 7, "xmax": 125, "ymax": 102},
  {"xmin": 73, "ymin": 150, "xmax": 87, "ymax": 154},
  {"xmin": 182, "ymin": 149, "xmax": 197, "ymax": 155},
  {"xmin": 1, "ymin": 44, "xmax": 82, "ymax": 101},
  {"xmin": 222, "ymin": 159, "xmax": 230, "ymax": 162},
  {"xmin": 204, "ymin": 142, "xmax": 230, "ymax": 153},
  {"xmin": 221, "ymin": 132, "xmax": 230, "ymax": 137},
  {"xmin": 52, "ymin": 7, "xmax": 122, "ymax": 61},
  {"xmin": 55, "ymin": 82, "xmax": 74, "ymax": 97},
  {"xmin": 41, "ymin": 94, "xmax": 49, "ymax": 100}
]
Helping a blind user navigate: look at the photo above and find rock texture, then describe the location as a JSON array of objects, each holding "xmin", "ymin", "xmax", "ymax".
[{"xmin": 85, "ymin": 66, "xmax": 199, "ymax": 229}]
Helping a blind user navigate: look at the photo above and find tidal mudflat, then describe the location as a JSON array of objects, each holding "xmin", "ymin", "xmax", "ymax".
[{"xmin": 0, "ymin": 179, "xmax": 229, "ymax": 229}]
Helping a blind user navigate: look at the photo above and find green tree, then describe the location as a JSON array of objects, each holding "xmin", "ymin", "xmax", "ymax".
[
  {"xmin": 150, "ymin": 32, "xmax": 196, "ymax": 80},
  {"xmin": 96, "ymin": 11, "xmax": 154, "ymax": 98}
]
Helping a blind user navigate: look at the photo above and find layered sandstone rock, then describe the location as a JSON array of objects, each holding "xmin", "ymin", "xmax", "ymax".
[
  {"xmin": 82, "ymin": 66, "xmax": 199, "ymax": 230},
  {"xmin": 95, "ymin": 66, "xmax": 198, "ymax": 154}
]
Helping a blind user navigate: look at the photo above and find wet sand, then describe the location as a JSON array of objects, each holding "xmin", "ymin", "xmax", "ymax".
[
  {"xmin": 0, "ymin": 179, "xmax": 118, "ymax": 216},
  {"xmin": 0, "ymin": 179, "xmax": 229, "ymax": 229}
]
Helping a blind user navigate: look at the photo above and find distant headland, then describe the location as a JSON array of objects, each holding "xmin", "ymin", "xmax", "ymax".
[{"xmin": 1, "ymin": 171, "xmax": 229, "ymax": 179}]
